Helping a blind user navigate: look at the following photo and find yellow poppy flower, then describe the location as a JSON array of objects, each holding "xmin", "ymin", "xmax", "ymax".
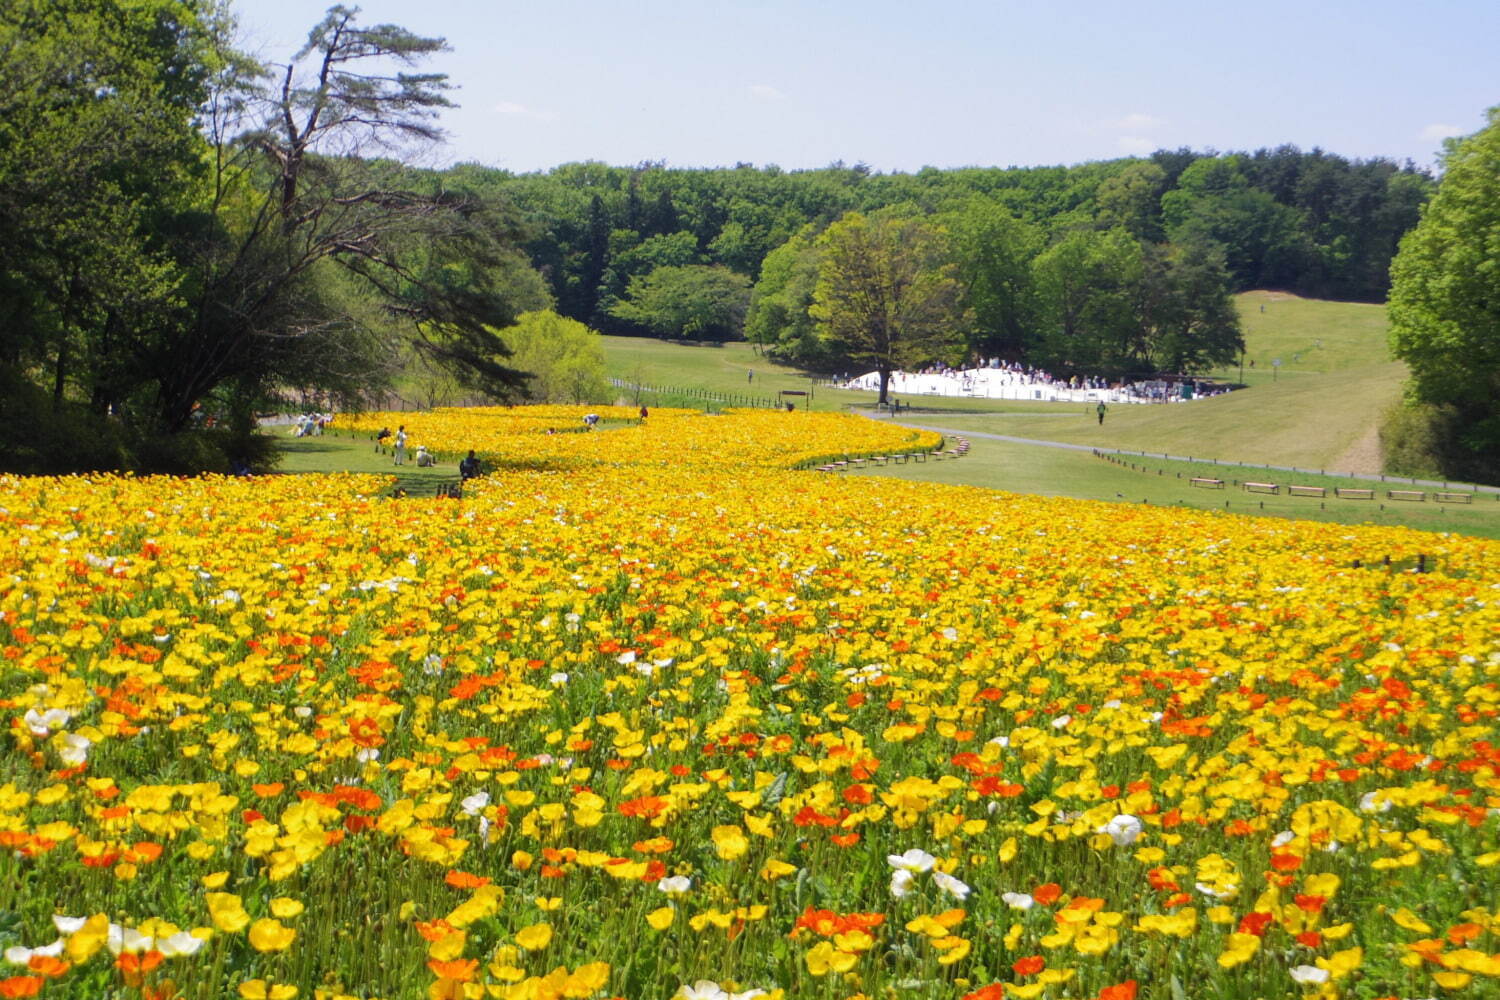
[{"xmin": 247, "ymin": 918, "xmax": 296, "ymax": 952}]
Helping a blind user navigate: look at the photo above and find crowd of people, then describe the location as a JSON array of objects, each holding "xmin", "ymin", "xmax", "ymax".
[
  {"xmin": 291, "ymin": 412, "xmax": 333, "ymax": 437},
  {"xmin": 837, "ymin": 361, "xmax": 1229, "ymax": 405}
]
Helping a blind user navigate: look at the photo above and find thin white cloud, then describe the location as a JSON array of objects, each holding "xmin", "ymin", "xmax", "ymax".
[
  {"xmin": 748, "ymin": 84, "xmax": 787, "ymax": 101},
  {"xmin": 494, "ymin": 101, "xmax": 558, "ymax": 122},
  {"xmin": 1419, "ymin": 123, "xmax": 1464, "ymax": 142},
  {"xmin": 1114, "ymin": 113, "xmax": 1164, "ymax": 131},
  {"xmin": 1116, "ymin": 135, "xmax": 1155, "ymax": 155}
]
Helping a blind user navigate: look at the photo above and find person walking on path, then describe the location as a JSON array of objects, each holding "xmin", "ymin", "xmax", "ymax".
[
  {"xmin": 747, "ymin": 369, "xmax": 754, "ymax": 384},
  {"xmin": 393, "ymin": 425, "xmax": 408, "ymax": 465},
  {"xmin": 1096, "ymin": 402, "xmax": 1107, "ymax": 425}
]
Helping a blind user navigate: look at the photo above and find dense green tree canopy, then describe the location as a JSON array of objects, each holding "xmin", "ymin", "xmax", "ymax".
[
  {"xmin": 0, "ymin": 0, "xmax": 213, "ymax": 408},
  {"xmin": 1388, "ymin": 107, "xmax": 1500, "ymax": 477},
  {"xmin": 942, "ymin": 199, "xmax": 1044, "ymax": 361},
  {"xmin": 0, "ymin": 1, "xmax": 546, "ymax": 466},
  {"xmin": 1032, "ymin": 228, "xmax": 1142, "ymax": 373},
  {"xmin": 609, "ymin": 264, "xmax": 751, "ymax": 341},
  {"xmin": 0, "ymin": 0, "xmax": 1442, "ymax": 474},
  {"xmin": 745, "ymin": 225, "xmax": 824, "ymax": 361}
]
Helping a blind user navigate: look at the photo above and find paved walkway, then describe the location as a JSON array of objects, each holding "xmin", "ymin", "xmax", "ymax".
[{"xmin": 879, "ymin": 417, "xmax": 1500, "ymax": 496}]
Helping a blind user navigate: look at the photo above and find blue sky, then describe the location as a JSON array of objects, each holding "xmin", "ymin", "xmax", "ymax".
[{"xmin": 237, "ymin": 0, "xmax": 1499, "ymax": 174}]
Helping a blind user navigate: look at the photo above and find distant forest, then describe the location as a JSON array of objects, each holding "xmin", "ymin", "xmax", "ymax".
[
  {"xmin": 0, "ymin": 3, "xmax": 1453, "ymax": 476},
  {"xmin": 423, "ymin": 147, "xmax": 1432, "ymax": 374}
]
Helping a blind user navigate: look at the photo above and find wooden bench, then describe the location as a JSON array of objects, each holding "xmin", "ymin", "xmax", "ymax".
[
  {"xmin": 1243, "ymin": 481, "xmax": 1279, "ymax": 494},
  {"xmin": 849, "ymin": 457, "xmax": 867, "ymax": 468},
  {"xmin": 869, "ymin": 455, "xmax": 890, "ymax": 466},
  {"xmin": 910, "ymin": 452, "xmax": 927, "ymax": 463},
  {"xmin": 1335, "ymin": 488, "xmax": 1374, "ymax": 500},
  {"xmin": 1190, "ymin": 477, "xmax": 1225, "ymax": 489},
  {"xmin": 1435, "ymin": 492, "xmax": 1472, "ymax": 504},
  {"xmin": 1287, "ymin": 485, "xmax": 1326, "ymax": 498},
  {"xmin": 1387, "ymin": 489, "xmax": 1426, "ymax": 502}
]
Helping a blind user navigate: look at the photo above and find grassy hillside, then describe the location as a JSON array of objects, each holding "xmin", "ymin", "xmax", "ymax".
[
  {"xmin": 912, "ymin": 360, "xmax": 1407, "ymax": 472},
  {"xmin": 1210, "ymin": 290, "xmax": 1393, "ymax": 384}
]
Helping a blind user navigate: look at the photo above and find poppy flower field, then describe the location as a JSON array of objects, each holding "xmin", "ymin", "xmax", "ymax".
[{"xmin": 2, "ymin": 409, "xmax": 1498, "ymax": 1000}]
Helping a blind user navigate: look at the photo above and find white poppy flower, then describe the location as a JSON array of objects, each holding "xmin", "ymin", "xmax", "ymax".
[
  {"xmin": 119, "ymin": 927, "xmax": 154, "ymax": 954},
  {"xmin": 58, "ymin": 733, "xmax": 92, "ymax": 766},
  {"xmin": 886, "ymin": 848, "xmax": 936, "ymax": 873},
  {"xmin": 53, "ymin": 916, "xmax": 86, "ymax": 935},
  {"xmin": 23, "ymin": 707, "xmax": 70, "ymax": 736},
  {"xmin": 157, "ymin": 931, "xmax": 205, "ymax": 957},
  {"xmin": 932, "ymin": 871, "xmax": 971, "ymax": 900},
  {"xmin": 1099, "ymin": 813, "xmax": 1143, "ymax": 846}
]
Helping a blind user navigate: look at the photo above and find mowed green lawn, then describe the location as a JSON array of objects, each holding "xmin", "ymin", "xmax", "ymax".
[
  {"xmin": 276, "ymin": 432, "xmax": 461, "ymax": 495},
  {"xmin": 843, "ymin": 438, "xmax": 1500, "ymax": 540}
]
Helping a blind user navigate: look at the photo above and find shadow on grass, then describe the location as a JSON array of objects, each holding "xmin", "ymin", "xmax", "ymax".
[{"xmin": 277, "ymin": 440, "xmax": 347, "ymax": 455}]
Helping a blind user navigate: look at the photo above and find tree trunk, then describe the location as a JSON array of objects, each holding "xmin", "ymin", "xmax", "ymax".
[
  {"xmin": 878, "ymin": 368, "xmax": 891, "ymax": 405},
  {"xmin": 53, "ymin": 341, "xmax": 67, "ymax": 404}
]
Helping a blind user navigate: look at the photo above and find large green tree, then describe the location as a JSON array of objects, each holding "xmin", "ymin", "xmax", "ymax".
[
  {"xmin": 1, "ymin": 2, "xmax": 545, "ymax": 462},
  {"xmin": 1387, "ymin": 107, "xmax": 1500, "ymax": 479},
  {"xmin": 498, "ymin": 311, "xmax": 608, "ymax": 404},
  {"xmin": 609, "ymin": 264, "xmax": 751, "ymax": 341},
  {"xmin": 941, "ymin": 198, "xmax": 1043, "ymax": 361},
  {"xmin": 1134, "ymin": 238, "xmax": 1243, "ymax": 372},
  {"xmin": 1031, "ymin": 228, "xmax": 1142, "ymax": 373},
  {"xmin": 0, "ymin": 0, "xmax": 212, "ymax": 410},
  {"xmin": 745, "ymin": 224, "xmax": 824, "ymax": 361},
  {"xmin": 1160, "ymin": 155, "xmax": 1310, "ymax": 289},
  {"xmin": 160, "ymin": 4, "xmax": 542, "ymax": 431},
  {"xmin": 811, "ymin": 212, "xmax": 969, "ymax": 403}
]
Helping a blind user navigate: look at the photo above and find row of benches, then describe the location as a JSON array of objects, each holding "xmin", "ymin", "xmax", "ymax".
[
  {"xmin": 818, "ymin": 437, "xmax": 970, "ymax": 473},
  {"xmin": 1188, "ymin": 477, "xmax": 1472, "ymax": 503}
]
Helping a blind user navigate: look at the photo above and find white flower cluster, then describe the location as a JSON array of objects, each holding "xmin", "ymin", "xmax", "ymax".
[{"xmin": 886, "ymin": 848, "xmax": 971, "ymax": 900}]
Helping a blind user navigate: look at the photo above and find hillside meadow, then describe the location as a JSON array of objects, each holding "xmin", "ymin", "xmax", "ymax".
[
  {"xmin": 2, "ymin": 410, "xmax": 1498, "ymax": 1000},
  {"xmin": 601, "ymin": 292, "xmax": 1407, "ymax": 477}
]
